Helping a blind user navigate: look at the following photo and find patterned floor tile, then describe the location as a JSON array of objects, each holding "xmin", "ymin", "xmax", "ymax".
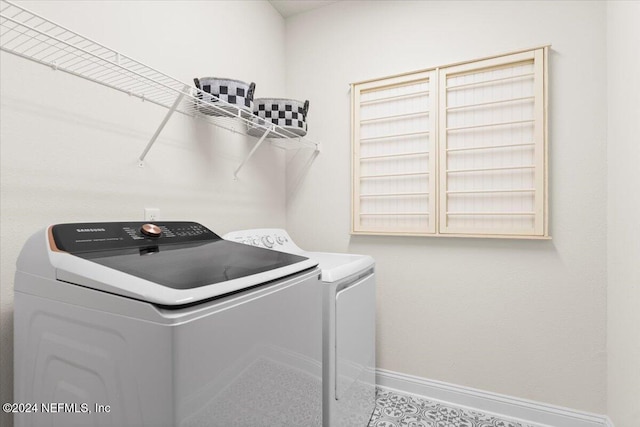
[{"xmin": 368, "ymin": 388, "xmax": 544, "ymax": 427}]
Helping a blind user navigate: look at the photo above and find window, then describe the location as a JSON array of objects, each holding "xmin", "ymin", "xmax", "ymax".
[{"xmin": 351, "ymin": 47, "xmax": 548, "ymax": 238}]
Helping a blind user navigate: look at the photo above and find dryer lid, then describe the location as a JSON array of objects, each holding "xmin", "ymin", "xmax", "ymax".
[{"xmin": 303, "ymin": 252, "xmax": 374, "ymax": 283}]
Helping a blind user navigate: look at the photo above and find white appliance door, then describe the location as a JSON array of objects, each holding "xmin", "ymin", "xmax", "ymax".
[{"xmin": 335, "ymin": 273, "xmax": 376, "ymax": 401}]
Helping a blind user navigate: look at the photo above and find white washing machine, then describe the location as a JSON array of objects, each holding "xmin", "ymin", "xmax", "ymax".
[
  {"xmin": 14, "ymin": 221, "xmax": 323, "ymax": 427},
  {"xmin": 223, "ymin": 229, "xmax": 376, "ymax": 427}
]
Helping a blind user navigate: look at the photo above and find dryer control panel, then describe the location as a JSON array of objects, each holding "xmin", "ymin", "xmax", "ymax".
[
  {"xmin": 51, "ymin": 221, "xmax": 219, "ymax": 253},
  {"xmin": 223, "ymin": 228, "xmax": 302, "ymax": 253}
]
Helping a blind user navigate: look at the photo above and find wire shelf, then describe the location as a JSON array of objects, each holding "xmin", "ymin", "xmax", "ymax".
[{"xmin": 0, "ymin": 0, "xmax": 319, "ymax": 174}]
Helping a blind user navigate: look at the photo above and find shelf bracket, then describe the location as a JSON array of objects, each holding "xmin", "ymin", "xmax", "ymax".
[
  {"xmin": 138, "ymin": 84, "xmax": 189, "ymax": 167},
  {"xmin": 233, "ymin": 128, "xmax": 273, "ymax": 179}
]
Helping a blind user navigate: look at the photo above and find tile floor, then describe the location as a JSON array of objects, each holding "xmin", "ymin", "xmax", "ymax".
[{"xmin": 369, "ymin": 388, "xmax": 544, "ymax": 427}]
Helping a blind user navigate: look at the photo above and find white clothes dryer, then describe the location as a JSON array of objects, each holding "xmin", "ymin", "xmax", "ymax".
[
  {"xmin": 224, "ymin": 229, "xmax": 376, "ymax": 427},
  {"xmin": 14, "ymin": 221, "xmax": 323, "ymax": 427}
]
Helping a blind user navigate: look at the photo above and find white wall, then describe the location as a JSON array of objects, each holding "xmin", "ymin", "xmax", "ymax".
[
  {"xmin": 285, "ymin": 0, "xmax": 608, "ymax": 412},
  {"xmin": 606, "ymin": 1, "xmax": 640, "ymax": 426},
  {"xmin": 0, "ymin": 2, "xmax": 287, "ymax": 425},
  {"xmin": 4, "ymin": 0, "xmax": 633, "ymax": 422}
]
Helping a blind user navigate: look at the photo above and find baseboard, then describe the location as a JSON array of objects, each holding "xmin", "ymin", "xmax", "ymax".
[{"xmin": 376, "ymin": 369, "xmax": 612, "ymax": 427}]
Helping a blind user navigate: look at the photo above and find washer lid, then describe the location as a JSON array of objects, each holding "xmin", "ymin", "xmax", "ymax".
[{"xmin": 48, "ymin": 222, "xmax": 318, "ymax": 306}]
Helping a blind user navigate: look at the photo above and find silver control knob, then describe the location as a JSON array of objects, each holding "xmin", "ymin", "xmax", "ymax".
[
  {"xmin": 276, "ymin": 235, "xmax": 286, "ymax": 244},
  {"xmin": 140, "ymin": 223, "xmax": 162, "ymax": 238},
  {"xmin": 252, "ymin": 238, "xmax": 261, "ymax": 246},
  {"xmin": 262, "ymin": 236, "xmax": 274, "ymax": 248}
]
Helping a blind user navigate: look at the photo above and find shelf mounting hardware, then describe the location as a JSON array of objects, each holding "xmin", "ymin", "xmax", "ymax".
[
  {"xmin": 234, "ymin": 127, "xmax": 273, "ymax": 179},
  {"xmin": 0, "ymin": 0, "xmax": 320, "ymax": 177},
  {"xmin": 138, "ymin": 85, "xmax": 189, "ymax": 167}
]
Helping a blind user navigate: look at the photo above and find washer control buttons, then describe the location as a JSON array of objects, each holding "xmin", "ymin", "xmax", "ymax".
[
  {"xmin": 262, "ymin": 236, "xmax": 275, "ymax": 248},
  {"xmin": 140, "ymin": 223, "xmax": 162, "ymax": 238},
  {"xmin": 173, "ymin": 224, "xmax": 207, "ymax": 237},
  {"xmin": 276, "ymin": 235, "xmax": 287, "ymax": 245}
]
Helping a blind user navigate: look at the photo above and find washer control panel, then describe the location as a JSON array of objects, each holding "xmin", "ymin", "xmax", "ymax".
[
  {"xmin": 223, "ymin": 228, "xmax": 302, "ymax": 253},
  {"xmin": 51, "ymin": 221, "xmax": 218, "ymax": 253}
]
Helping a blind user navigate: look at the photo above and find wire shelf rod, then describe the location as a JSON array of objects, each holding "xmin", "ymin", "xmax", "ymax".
[
  {"xmin": 360, "ymin": 150, "xmax": 429, "ymax": 160},
  {"xmin": 0, "ymin": 13, "xmax": 186, "ymax": 99},
  {"xmin": 80, "ymin": 65, "xmax": 127, "ymax": 82},
  {"xmin": 2, "ymin": 25, "xmax": 39, "ymax": 49},
  {"xmin": 4, "ymin": 20, "xmax": 43, "ymax": 47},
  {"xmin": 447, "ymin": 165, "xmax": 535, "ymax": 174},
  {"xmin": 2, "ymin": 1, "xmax": 135, "ymax": 64},
  {"xmin": 98, "ymin": 71, "xmax": 166, "ymax": 93},
  {"xmin": 446, "ymin": 72, "xmax": 534, "ymax": 91},
  {"xmin": 360, "ymin": 171, "xmax": 429, "ymax": 179},
  {"xmin": 138, "ymin": 85, "xmax": 188, "ymax": 164},
  {"xmin": 446, "ymin": 119, "xmax": 534, "ymax": 132},
  {"xmin": 2, "ymin": 47, "xmax": 172, "ymax": 110},
  {"xmin": 59, "ymin": 50, "xmax": 111, "ymax": 70},
  {"xmin": 4, "ymin": 24, "xmax": 109, "ymax": 70},
  {"xmin": 446, "ymin": 142, "xmax": 534, "ymax": 153},
  {"xmin": 93, "ymin": 70, "xmax": 143, "ymax": 88},
  {"xmin": 360, "ymin": 90, "xmax": 429, "ymax": 106},
  {"xmin": 446, "ymin": 96, "xmax": 535, "ymax": 112},
  {"xmin": 37, "ymin": 44, "xmax": 76, "ymax": 64},
  {"xmin": 234, "ymin": 127, "xmax": 273, "ymax": 179},
  {"xmin": 360, "ymin": 130, "xmax": 429, "ymax": 142},
  {"xmin": 1, "ymin": 11, "xmax": 180, "ymax": 95},
  {"xmin": 75, "ymin": 58, "xmax": 165, "ymax": 93},
  {"xmin": 6, "ymin": 41, "xmax": 187, "ymax": 110}
]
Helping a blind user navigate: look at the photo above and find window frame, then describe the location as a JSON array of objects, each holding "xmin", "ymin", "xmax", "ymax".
[{"xmin": 351, "ymin": 46, "xmax": 549, "ymax": 239}]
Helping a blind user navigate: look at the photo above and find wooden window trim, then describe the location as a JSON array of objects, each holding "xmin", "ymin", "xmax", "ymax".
[{"xmin": 351, "ymin": 47, "xmax": 550, "ymax": 239}]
